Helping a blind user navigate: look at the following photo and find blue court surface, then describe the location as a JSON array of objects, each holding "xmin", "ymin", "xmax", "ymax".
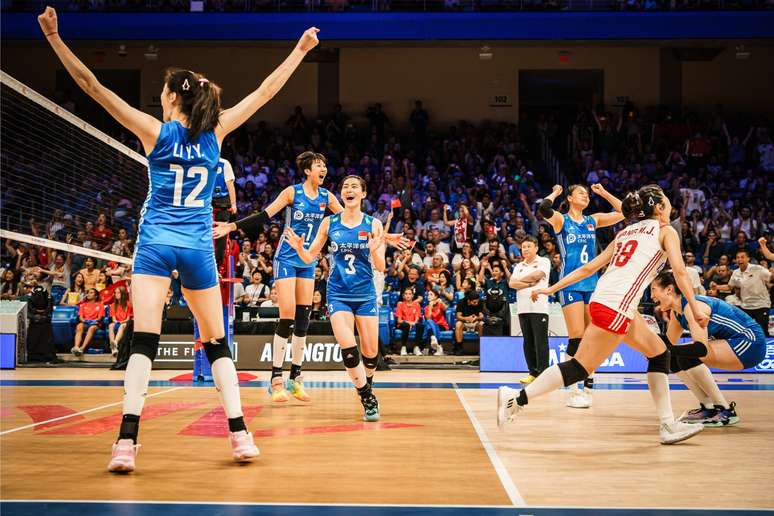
[{"xmin": 1, "ymin": 501, "xmax": 771, "ymax": 516}]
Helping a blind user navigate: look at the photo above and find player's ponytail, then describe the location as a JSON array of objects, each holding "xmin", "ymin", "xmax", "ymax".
[
  {"xmin": 622, "ymin": 184, "xmax": 664, "ymax": 220},
  {"xmin": 653, "ymin": 270, "xmax": 682, "ymax": 296},
  {"xmin": 164, "ymin": 68, "xmax": 222, "ymax": 142}
]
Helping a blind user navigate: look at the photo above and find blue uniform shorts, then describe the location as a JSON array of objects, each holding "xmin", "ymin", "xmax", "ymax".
[
  {"xmin": 729, "ymin": 325, "xmax": 767, "ymax": 369},
  {"xmin": 273, "ymin": 259, "xmax": 315, "ymax": 281},
  {"xmin": 133, "ymin": 244, "xmax": 217, "ymax": 290},
  {"xmin": 327, "ymin": 297, "xmax": 378, "ymax": 317},
  {"xmin": 558, "ymin": 289, "xmax": 593, "ymax": 307}
]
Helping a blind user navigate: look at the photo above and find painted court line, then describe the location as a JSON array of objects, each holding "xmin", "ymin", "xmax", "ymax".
[
  {"xmin": 0, "ymin": 387, "xmax": 183, "ymax": 436},
  {"xmin": 453, "ymin": 384, "xmax": 526, "ymax": 507}
]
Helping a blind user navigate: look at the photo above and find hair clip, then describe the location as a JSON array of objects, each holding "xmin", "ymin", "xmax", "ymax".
[
  {"xmin": 648, "ymin": 197, "xmax": 655, "ymax": 206},
  {"xmin": 198, "ymin": 78, "xmax": 209, "ymax": 85},
  {"xmin": 182, "ymin": 79, "xmax": 190, "ymax": 91}
]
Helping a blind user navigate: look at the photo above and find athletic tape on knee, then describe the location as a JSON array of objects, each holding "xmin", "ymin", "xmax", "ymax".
[
  {"xmin": 130, "ymin": 332, "xmax": 160, "ymax": 362},
  {"xmin": 204, "ymin": 337, "xmax": 232, "ymax": 364},
  {"xmin": 293, "ymin": 305, "xmax": 312, "ymax": 337},
  {"xmin": 647, "ymin": 350, "xmax": 670, "ymax": 374},
  {"xmin": 362, "ymin": 354, "xmax": 379, "ymax": 370},
  {"xmin": 558, "ymin": 358, "xmax": 588, "ymax": 387},
  {"xmin": 342, "ymin": 346, "xmax": 361, "ymax": 368},
  {"xmin": 566, "ymin": 337, "xmax": 581, "ymax": 357},
  {"xmin": 275, "ymin": 318, "xmax": 294, "ymax": 339}
]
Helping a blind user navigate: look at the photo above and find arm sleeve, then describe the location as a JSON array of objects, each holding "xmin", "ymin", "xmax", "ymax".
[{"xmin": 223, "ymin": 160, "xmax": 235, "ymax": 182}]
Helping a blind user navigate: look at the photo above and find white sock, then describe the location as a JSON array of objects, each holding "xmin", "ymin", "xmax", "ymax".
[
  {"xmin": 524, "ymin": 365, "xmax": 565, "ymax": 402},
  {"xmin": 211, "ymin": 357, "xmax": 243, "ymax": 419},
  {"xmin": 344, "ymin": 360, "xmax": 367, "ymax": 389},
  {"xmin": 686, "ymin": 364, "xmax": 729, "ymax": 409},
  {"xmin": 272, "ymin": 333, "xmax": 287, "ymax": 369},
  {"xmin": 122, "ymin": 354, "xmax": 152, "ymax": 415},
  {"xmin": 676, "ymin": 370, "xmax": 713, "ymax": 407},
  {"xmin": 291, "ymin": 335, "xmax": 306, "ymax": 367},
  {"xmin": 647, "ymin": 372, "xmax": 675, "ymax": 424}
]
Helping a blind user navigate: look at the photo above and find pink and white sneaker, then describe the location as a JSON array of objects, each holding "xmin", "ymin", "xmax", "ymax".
[
  {"xmin": 107, "ymin": 439, "xmax": 139, "ymax": 473},
  {"xmin": 229, "ymin": 430, "xmax": 260, "ymax": 462}
]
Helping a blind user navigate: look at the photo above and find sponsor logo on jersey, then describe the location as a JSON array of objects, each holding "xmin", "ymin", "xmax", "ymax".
[
  {"xmin": 566, "ymin": 233, "xmax": 577, "ymax": 244},
  {"xmin": 293, "ymin": 210, "xmax": 304, "ymax": 221},
  {"xmin": 329, "ymin": 241, "xmax": 339, "ymax": 253},
  {"xmin": 358, "ymin": 231, "xmax": 369, "ymax": 241},
  {"xmin": 319, "ymin": 203, "xmax": 326, "ymax": 211}
]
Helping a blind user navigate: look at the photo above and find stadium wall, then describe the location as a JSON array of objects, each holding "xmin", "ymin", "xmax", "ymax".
[{"xmin": 2, "ymin": 43, "xmax": 772, "ymax": 128}]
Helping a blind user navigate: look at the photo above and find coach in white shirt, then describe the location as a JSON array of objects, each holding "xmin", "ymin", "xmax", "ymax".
[
  {"xmin": 509, "ymin": 235, "xmax": 552, "ymax": 384},
  {"xmin": 729, "ymin": 249, "xmax": 771, "ymax": 336}
]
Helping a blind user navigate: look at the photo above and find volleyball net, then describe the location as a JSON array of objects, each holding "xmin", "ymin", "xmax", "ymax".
[{"xmin": 1, "ymin": 71, "xmax": 148, "ymax": 273}]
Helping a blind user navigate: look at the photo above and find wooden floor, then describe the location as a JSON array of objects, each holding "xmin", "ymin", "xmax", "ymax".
[{"xmin": 1, "ymin": 368, "xmax": 773, "ymax": 515}]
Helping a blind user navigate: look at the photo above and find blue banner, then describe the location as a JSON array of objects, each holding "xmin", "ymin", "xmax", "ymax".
[
  {"xmin": 3, "ymin": 11, "xmax": 774, "ymax": 41},
  {"xmin": 480, "ymin": 336, "xmax": 774, "ymax": 373}
]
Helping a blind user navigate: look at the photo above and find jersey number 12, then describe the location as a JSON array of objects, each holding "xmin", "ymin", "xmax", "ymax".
[{"xmin": 171, "ymin": 164, "xmax": 208, "ymax": 207}]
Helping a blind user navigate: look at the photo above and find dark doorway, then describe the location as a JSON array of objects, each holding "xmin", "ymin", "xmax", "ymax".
[
  {"xmin": 519, "ymin": 69, "xmax": 603, "ymax": 158},
  {"xmin": 56, "ymin": 69, "xmax": 141, "ymax": 139}
]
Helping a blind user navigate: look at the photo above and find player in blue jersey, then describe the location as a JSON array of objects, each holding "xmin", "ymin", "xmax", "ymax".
[
  {"xmin": 214, "ymin": 151, "xmax": 343, "ymax": 404},
  {"xmin": 651, "ymin": 270, "xmax": 767, "ymax": 426},
  {"xmin": 212, "ymin": 158, "xmax": 237, "ymax": 267},
  {"xmin": 38, "ymin": 6, "xmax": 320, "ymax": 472},
  {"xmin": 538, "ymin": 183, "xmax": 624, "ymax": 408},
  {"xmin": 284, "ymin": 175, "xmax": 387, "ymax": 421}
]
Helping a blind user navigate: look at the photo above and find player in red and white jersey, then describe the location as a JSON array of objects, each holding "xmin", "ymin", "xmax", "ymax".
[
  {"xmin": 589, "ymin": 216, "xmax": 667, "ymax": 334},
  {"xmin": 498, "ymin": 185, "xmax": 710, "ymax": 444}
]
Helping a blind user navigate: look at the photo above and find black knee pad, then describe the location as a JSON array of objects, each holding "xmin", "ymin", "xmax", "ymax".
[
  {"xmin": 342, "ymin": 346, "xmax": 361, "ymax": 368},
  {"xmin": 130, "ymin": 332, "xmax": 160, "ymax": 362},
  {"xmin": 275, "ymin": 318, "xmax": 294, "ymax": 339},
  {"xmin": 558, "ymin": 358, "xmax": 589, "ymax": 387},
  {"xmin": 566, "ymin": 337, "xmax": 581, "ymax": 357},
  {"xmin": 362, "ymin": 354, "xmax": 379, "ymax": 370},
  {"xmin": 293, "ymin": 305, "xmax": 311, "ymax": 337},
  {"xmin": 670, "ymin": 352, "xmax": 683, "ymax": 373},
  {"xmin": 204, "ymin": 337, "xmax": 232, "ymax": 364},
  {"xmin": 677, "ymin": 355, "xmax": 703, "ymax": 371},
  {"xmin": 647, "ymin": 350, "xmax": 670, "ymax": 374}
]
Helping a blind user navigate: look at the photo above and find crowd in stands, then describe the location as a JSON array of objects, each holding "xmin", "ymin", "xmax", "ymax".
[{"xmin": 1, "ymin": 97, "xmax": 772, "ymax": 356}]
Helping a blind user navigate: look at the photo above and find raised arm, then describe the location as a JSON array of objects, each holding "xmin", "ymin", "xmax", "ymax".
[
  {"xmin": 538, "ymin": 185, "xmax": 565, "ymax": 234},
  {"xmin": 328, "ymin": 192, "xmax": 344, "ymax": 215},
  {"xmin": 38, "ymin": 8, "xmax": 161, "ymax": 154},
  {"xmin": 590, "ymin": 184, "xmax": 625, "ymax": 228},
  {"xmin": 284, "ymin": 217, "xmax": 330, "ymax": 264},
  {"xmin": 661, "ymin": 225, "xmax": 708, "ymax": 327},
  {"xmin": 216, "ymin": 28, "xmax": 319, "ymax": 142},
  {"xmin": 214, "ymin": 186, "xmax": 294, "ymax": 240},
  {"xmin": 758, "ymin": 238, "xmax": 774, "ymax": 261},
  {"xmin": 369, "ymin": 218, "xmax": 387, "ymax": 273}
]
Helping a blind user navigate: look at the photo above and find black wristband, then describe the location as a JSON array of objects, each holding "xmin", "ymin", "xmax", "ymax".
[
  {"xmin": 234, "ymin": 210, "xmax": 269, "ymax": 239},
  {"xmin": 538, "ymin": 198, "xmax": 555, "ymax": 218}
]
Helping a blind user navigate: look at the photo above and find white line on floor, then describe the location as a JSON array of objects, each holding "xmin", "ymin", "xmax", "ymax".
[
  {"xmin": 453, "ymin": 383, "xmax": 526, "ymax": 507},
  {"xmin": 0, "ymin": 387, "xmax": 183, "ymax": 436}
]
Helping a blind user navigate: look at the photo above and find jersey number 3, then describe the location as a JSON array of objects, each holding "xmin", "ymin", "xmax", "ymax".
[
  {"xmin": 171, "ymin": 164, "xmax": 208, "ymax": 207},
  {"xmin": 344, "ymin": 254, "xmax": 356, "ymax": 274},
  {"xmin": 612, "ymin": 240, "xmax": 638, "ymax": 267}
]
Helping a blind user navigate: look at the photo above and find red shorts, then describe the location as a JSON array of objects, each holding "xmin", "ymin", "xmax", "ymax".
[{"xmin": 589, "ymin": 302, "xmax": 631, "ymax": 335}]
